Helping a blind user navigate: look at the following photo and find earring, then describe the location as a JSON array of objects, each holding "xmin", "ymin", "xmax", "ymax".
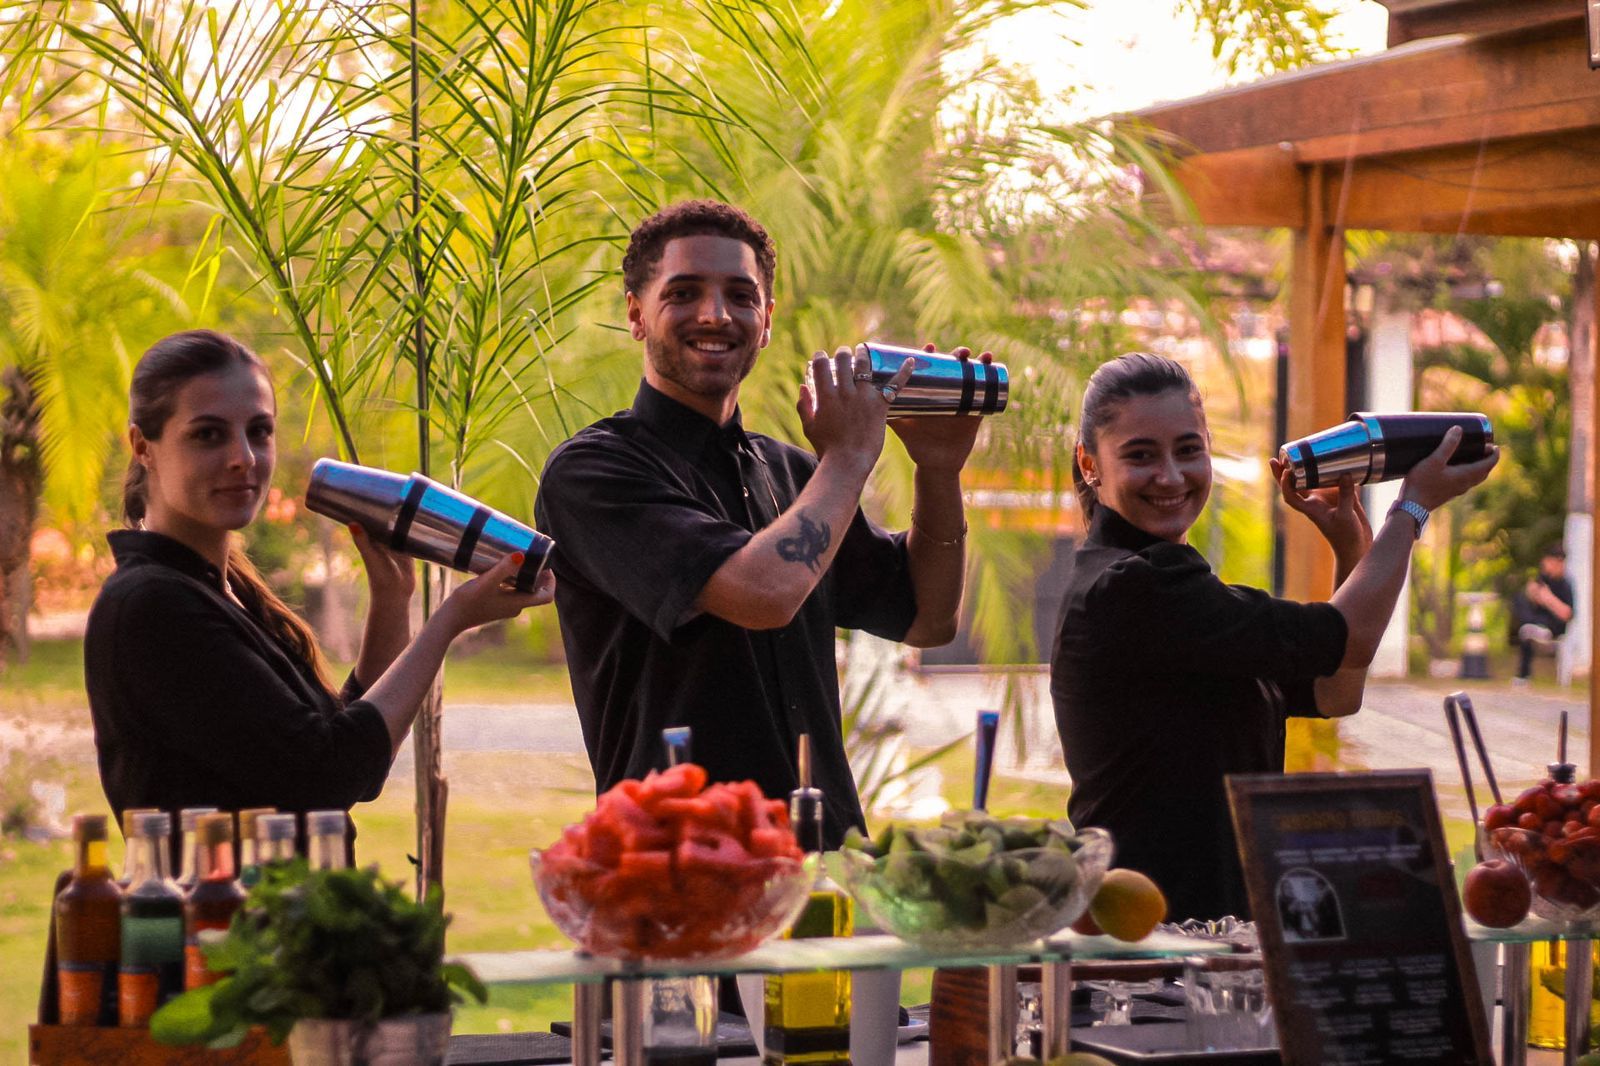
[{"xmin": 1085, "ymin": 476, "xmax": 1099, "ymax": 488}]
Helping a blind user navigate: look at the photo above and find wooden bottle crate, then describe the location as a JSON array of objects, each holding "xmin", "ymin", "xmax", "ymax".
[{"xmin": 28, "ymin": 1024, "xmax": 291, "ymax": 1065}]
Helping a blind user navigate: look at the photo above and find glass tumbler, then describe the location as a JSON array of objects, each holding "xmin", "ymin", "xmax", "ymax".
[
  {"xmin": 643, "ymin": 975, "xmax": 717, "ymax": 1066},
  {"xmin": 1183, "ymin": 954, "xmax": 1274, "ymax": 1052}
]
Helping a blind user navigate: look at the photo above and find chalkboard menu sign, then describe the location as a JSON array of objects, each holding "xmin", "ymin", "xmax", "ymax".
[{"xmin": 1228, "ymin": 770, "xmax": 1491, "ymax": 1066}]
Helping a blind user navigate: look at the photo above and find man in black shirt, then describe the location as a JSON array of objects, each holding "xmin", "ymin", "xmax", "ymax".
[
  {"xmin": 1512, "ymin": 543, "xmax": 1575, "ymax": 683},
  {"xmin": 535, "ymin": 200, "xmax": 982, "ymax": 845}
]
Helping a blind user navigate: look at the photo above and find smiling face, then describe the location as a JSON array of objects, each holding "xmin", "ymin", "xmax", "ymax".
[
  {"xmin": 132, "ymin": 362, "xmax": 276, "ymax": 561},
  {"xmin": 1078, "ymin": 387, "xmax": 1212, "ymax": 543},
  {"xmin": 627, "ymin": 234, "xmax": 773, "ymax": 423}
]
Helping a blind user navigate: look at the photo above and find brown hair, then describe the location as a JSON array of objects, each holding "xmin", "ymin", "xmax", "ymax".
[
  {"xmin": 1073, "ymin": 352, "xmax": 1202, "ymax": 520},
  {"xmin": 621, "ymin": 199, "xmax": 777, "ymax": 300},
  {"xmin": 124, "ymin": 329, "xmax": 338, "ymax": 697}
]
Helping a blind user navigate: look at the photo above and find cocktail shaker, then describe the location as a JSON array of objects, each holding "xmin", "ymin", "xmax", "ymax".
[
  {"xmin": 305, "ymin": 459, "xmax": 553, "ymax": 591},
  {"xmin": 855, "ymin": 342, "xmax": 1009, "ymax": 416},
  {"xmin": 1278, "ymin": 412, "xmax": 1493, "ymax": 491}
]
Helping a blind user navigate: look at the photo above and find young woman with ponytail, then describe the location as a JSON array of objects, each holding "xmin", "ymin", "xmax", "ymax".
[
  {"xmin": 1050, "ymin": 352, "xmax": 1498, "ymax": 921},
  {"xmin": 85, "ymin": 330, "xmax": 553, "ymax": 844}
]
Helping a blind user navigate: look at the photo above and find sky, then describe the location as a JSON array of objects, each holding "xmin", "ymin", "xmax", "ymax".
[{"xmin": 989, "ymin": 0, "xmax": 1391, "ymax": 117}]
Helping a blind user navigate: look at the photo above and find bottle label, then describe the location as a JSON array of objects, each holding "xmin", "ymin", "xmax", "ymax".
[
  {"xmin": 58, "ymin": 960, "xmax": 118, "ymax": 1026},
  {"xmin": 184, "ymin": 918, "xmax": 231, "ymax": 989},
  {"xmin": 118, "ymin": 969, "xmax": 159, "ymax": 1027}
]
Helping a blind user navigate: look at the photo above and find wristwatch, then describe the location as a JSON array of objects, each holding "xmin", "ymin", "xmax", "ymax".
[{"xmin": 1388, "ymin": 498, "xmax": 1430, "ymax": 539}]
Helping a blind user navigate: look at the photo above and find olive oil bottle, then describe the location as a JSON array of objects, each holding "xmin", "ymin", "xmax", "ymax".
[{"xmin": 764, "ymin": 736, "xmax": 852, "ymax": 1066}]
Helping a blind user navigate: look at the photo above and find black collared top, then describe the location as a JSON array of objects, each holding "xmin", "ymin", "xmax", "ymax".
[
  {"xmin": 534, "ymin": 381, "xmax": 918, "ymax": 846},
  {"xmin": 1050, "ymin": 505, "xmax": 1349, "ymax": 921},
  {"xmin": 84, "ymin": 530, "xmax": 393, "ymax": 834}
]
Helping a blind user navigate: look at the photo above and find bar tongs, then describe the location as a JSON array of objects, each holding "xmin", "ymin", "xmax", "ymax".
[{"xmin": 1444, "ymin": 691, "xmax": 1503, "ymax": 862}]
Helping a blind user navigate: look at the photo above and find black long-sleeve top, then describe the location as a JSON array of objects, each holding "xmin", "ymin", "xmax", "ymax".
[
  {"xmin": 84, "ymin": 530, "xmax": 394, "ymax": 834},
  {"xmin": 1051, "ymin": 505, "xmax": 1349, "ymax": 921}
]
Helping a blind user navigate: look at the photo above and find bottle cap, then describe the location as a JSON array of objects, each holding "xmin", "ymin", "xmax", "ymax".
[
  {"xmin": 260, "ymin": 813, "xmax": 298, "ymax": 842},
  {"xmin": 306, "ymin": 810, "xmax": 347, "ymax": 836},
  {"xmin": 238, "ymin": 807, "xmax": 275, "ymax": 839},
  {"xmin": 121, "ymin": 807, "xmax": 159, "ymax": 839},
  {"xmin": 198, "ymin": 812, "xmax": 234, "ymax": 846},
  {"xmin": 132, "ymin": 811, "xmax": 171, "ymax": 838},
  {"xmin": 179, "ymin": 806, "xmax": 219, "ymax": 832},
  {"xmin": 72, "ymin": 813, "xmax": 108, "ymax": 841}
]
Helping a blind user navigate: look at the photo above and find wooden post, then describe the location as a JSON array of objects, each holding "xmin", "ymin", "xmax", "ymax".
[
  {"xmin": 1284, "ymin": 163, "xmax": 1348, "ymax": 604},
  {"xmin": 1589, "ymin": 253, "xmax": 1600, "ymax": 779}
]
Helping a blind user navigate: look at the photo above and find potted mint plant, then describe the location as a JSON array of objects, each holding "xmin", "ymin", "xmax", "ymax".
[{"xmin": 152, "ymin": 859, "xmax": 486, "ymax": 1065}]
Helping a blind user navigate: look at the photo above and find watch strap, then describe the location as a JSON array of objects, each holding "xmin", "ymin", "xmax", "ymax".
[{"xmin": 1389, "ymin": 498, "xmax": 1429, "ymax": 539}]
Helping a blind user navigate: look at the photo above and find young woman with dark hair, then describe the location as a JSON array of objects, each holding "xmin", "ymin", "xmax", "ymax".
[
  {"xmin": 85, "ymin": 329, "xmax": 553, "ymax": 839},
  {"xmin": 1051, "ymin": 352, "xmax": 1498, "ymax": 921}
]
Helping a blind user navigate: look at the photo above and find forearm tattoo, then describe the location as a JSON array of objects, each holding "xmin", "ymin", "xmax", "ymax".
[{"xmin": 776, "ymin": 511, "xmax": 831, "ymax": 573}]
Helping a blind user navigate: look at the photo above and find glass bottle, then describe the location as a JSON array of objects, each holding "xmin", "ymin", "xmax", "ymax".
[
  {"xmin": 256, "ymin": 813, "xmax": 299, "ymax": 869},
  {"xmin": 183, "ymin": 813, "xmax": 245, "ymax": 989},
  {"xmin": 307, "ymin": 809, "xmax": 349, "ymax": 870},
  {"xmin": 56, "ymin": 813, "xmax": 122, "ymax": 1026},
  {"xmin": 236, "ymin": 807, "xmax": 275, "ymax": 888},
  {"xmin": 115, "ymin": 808, "xmax": 159, "ymax": 889},
  {"xmin": 119, "ymin": 812, "xmax": 185, "ymax": 1027},
  {"xmin": 764, "ymin": 738, "xmax": 852, "ymax": 1066},
  {"xmin": 174, "ymin": 806, "xmax": 219, "ymax": 896}
]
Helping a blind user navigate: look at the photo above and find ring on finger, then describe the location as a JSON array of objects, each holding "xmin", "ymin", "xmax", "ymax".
[
  {"xmin": 878, "ymin": 384, "xmax": 900, "ymax": 402},
  {"xmin": 852, "ymin": 371, "xmax": 873, "ymax": 382}
]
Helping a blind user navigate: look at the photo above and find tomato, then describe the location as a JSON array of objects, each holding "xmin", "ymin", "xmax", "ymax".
[
  {"xmin": 1564, "ymin": 820, "xmax": 1587, "ymax": 839},
  {"xmin": 1484, "ymin": 804, "xmax": 1517, "ymax": 831},
  {"xmin": 1554, "ymin": 785, "xmax": 1584, "ymax": 808},
  {"xmin": 1514, "ymin": 786, "xmax": 1547, "ymax": 814},
  {"xmin": 1586, "ymin": 805, "xmax": 1600, "ymax": 831},
  {"xmin": 1519, "ymin": 812, "xmax": 1544, "ymax": 831}
]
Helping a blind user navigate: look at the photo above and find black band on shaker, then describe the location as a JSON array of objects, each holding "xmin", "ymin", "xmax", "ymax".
[
  {"xmin": 1300, "ymin": 446, "xmax": 1321, "ymax": 492},
  {"xmin": 958, "ymin": 357, "xmax": 976, "ymax": 416},
  {"xmin": 390, "ymin": 479, "xmax": 429, "ymax": 550},
  {"xmin": 453, "ymin": 507, "xmax": 492, "ymax": 571},
  {"xmin": 981, "ymin": 362, "xmax": 999, "ymax": 415},
  {"xmin": 513, "ymin": 540, "xmax": 550, "ymax": 592}
]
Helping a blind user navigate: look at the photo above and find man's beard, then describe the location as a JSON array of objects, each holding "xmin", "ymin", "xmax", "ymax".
[{"xmin": 645, "ymin": 333, "xmax": 759, "ymax": 398}]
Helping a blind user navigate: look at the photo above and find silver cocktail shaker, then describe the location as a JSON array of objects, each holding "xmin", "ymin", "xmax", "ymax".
[
  {"xmin": 854, "ymin": 342, "xmax": 1009, "ymax": 416},
  {"xmin": 305, "ymin": 459, "xmax": 553, "ymax": 591},
  {"xmin": 1278, "ymin": 412, "xmax": 1493, "ymax": 491}
]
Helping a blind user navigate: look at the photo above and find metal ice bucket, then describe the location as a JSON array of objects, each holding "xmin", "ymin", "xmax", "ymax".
[
  {"xmin": 855, "ymin": 342, "xmax": 1009, "ymax": 416},
  {"xmin": 305, "ymin": 459, "xmax": 553, "ymax": 591},
  {"xmin": 1278, "ymin": 412, "xmax": 1493, "ymax": 491}
]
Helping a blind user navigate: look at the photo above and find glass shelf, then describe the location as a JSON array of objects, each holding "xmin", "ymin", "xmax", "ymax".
[
  {"xmin": 1465, "ymin": 915, "xmax": 1600, "ymax": 944},
  {"xmin": 452, "ymin": 929, "xmax": 1234, "ymax": 986}
]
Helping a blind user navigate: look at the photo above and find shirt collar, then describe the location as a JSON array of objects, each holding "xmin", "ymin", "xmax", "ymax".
[
  {"xmin": 630, "ymin": 380, "xmax": 751, "ymax": 460},
  {"xmin": 1086, "ymin": 504, "xmax": 1172, "ymax": 554},
  {"xmin": 107, "ymin": 529, "xmax": 228, "ymax": 592}
]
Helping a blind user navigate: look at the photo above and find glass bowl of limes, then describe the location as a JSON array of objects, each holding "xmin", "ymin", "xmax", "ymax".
[{"xmin": 830, "ymin": 814, "xmax": 1113, "ymax": 952}]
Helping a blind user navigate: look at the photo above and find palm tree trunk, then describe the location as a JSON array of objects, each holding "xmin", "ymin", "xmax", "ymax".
[{"xmin": 0, "ymin": 368, "xmax": 42, "ymax": 667}]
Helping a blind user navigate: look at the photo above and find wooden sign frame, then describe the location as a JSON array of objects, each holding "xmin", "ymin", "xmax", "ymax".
[{"xmin": 1228, "ymin": 770, "xmax": 1492, "ymax": 1065}]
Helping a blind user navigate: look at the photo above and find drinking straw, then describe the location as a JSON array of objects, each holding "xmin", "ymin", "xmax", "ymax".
[
  {"xmin": 663, "ymin": 726, "xmax": 691, "ymax": 767},
  {"xmin": 973, "ymin": 710, "xmax": 999, "ymax": 811}
]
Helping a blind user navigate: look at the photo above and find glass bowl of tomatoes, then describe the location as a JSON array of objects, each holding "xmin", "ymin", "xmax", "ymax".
[{"xmin": 1484, "ymin": 777, "xmax": 1600, "ymax": 922}]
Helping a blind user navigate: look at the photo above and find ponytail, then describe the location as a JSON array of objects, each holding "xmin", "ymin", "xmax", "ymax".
[
  {"xmin": 1074, "ymin": 352, "xmax": 1201, "ymax": 522},
  {"xmin": 124, "ymin": 329, "xmax": 339, "ymax": 699}
]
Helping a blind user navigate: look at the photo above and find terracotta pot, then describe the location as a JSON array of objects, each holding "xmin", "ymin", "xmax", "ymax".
[{"xmin": 287, "ymin": 1012, "xmax": 452, "ymax": 1066}]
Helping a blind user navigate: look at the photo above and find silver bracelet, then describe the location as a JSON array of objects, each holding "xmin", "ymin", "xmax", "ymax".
[{"xmin": 911, "ymin": 514, "xmax": 968, "ymax": 547}]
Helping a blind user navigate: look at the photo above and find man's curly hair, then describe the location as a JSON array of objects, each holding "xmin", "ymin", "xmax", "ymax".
[{"xmin": 622, "ymin": 200, "xmax": 777, "ymax": 300}]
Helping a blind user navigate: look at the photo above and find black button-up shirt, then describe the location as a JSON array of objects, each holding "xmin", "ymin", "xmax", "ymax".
[
  {"xmin": 85, "ymin": 530, "xmax": 393, "ymax": 841},
  {"xmin": 1051, "ymin": 505, "xmax": 1348, "ymax": 920},
  {"xmin": 535, "ymin": 382, "xmax": 917, "ymax": 846}
]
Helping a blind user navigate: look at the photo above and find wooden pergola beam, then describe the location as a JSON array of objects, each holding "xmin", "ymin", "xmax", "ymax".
[{"xmin": 1138, "ymin": 13, "xmax": 1596, "ymax": 160}]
